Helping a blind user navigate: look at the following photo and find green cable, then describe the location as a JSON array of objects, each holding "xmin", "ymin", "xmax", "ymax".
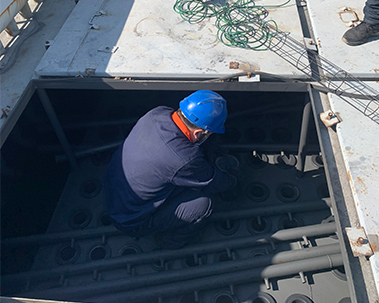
[{"xmin": 173, "ymin": 0, "xmax": 291, "ymax": 50}]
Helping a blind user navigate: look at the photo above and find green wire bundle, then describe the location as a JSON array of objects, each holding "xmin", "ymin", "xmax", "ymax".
[{"xmin": 173, "ymin": 0, "xmax": 291, "ymax": 50}]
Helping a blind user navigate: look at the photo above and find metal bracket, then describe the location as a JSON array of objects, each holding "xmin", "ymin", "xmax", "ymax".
[
  {"xmin": 89, "ymin": 10, "xmax": 106, "ymax": 29},
  {"xmin": 320, "ymin": 110, "xmax": 341, "ymax": 127},
  {"xmin": 345, "ymin": 227, "xmax": 374, "ymax": 257},
  {"xmin": 304, "ymin": 38, "xmax": 317, "ymax": 51},
  {"xmin": 98, "ymin": 45, "xmax": 119, "ymax": 53}
]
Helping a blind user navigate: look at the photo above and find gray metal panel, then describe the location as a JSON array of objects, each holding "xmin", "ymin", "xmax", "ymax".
[
  {"xmin": 307, "ymin": 0, "xmax": 379, "ymax": 78},
  {"xmin": 327, "ymin": 82, "xmax": 379, "ymax": 295},
  {"xmin": 35, "ymin": 0, "xmax": 307, "ymax": 78}
]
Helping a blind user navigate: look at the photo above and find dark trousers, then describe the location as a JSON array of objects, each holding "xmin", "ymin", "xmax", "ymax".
[
  {"xmin": 103, "ymin": 147, "xmax": 213, "ymax": 243},
  {"xmin": 364, "ymin": 0, "xmax": 379, "ymax": 25}
]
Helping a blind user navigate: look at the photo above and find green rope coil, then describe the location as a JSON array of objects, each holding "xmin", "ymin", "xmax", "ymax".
[{"xmin": 173, "ymin": 0, "xmax": 291, "ymax": 50}]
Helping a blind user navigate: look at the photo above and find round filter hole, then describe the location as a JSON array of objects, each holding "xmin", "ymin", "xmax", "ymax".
[
  {"xmin": 214, "ymin": 219, "xmax": 240, "ymax": 236},
  {"xmin": 275, "ymin": 154, "xmax": 297, "ymax": 169},
  {"xmin": 248, "ymin": 248, "xmax": 269, "ymax": 258},
  {"xmin": 338, "ymin": 298, "xmax": 351, "ymax": 303},
  {"xmin": 183, "ymin": 254, "xmax": 207, "ymax": 267},
  {"xmin": 89, "ymin": 244, "xmax": 111, "ymax": 261},
  {"xmin": 284, "ymin": 294, "xmax": 314, "ymax": 303},
  {"xmin": 271, "ymin": 127, "xmax": 292, "ymax": 143},
  {"xmin": 278, "ymin": 215, "xmax": 303, "ymax": 230},
  {"xmin": 99, "ymin": 212, "xmax": 112, "ymax": 226},
  {"xmin": 247, "ymin": 217, "xmax": 271, "ymax": 234},
  {"xmin": 246, "ymin": 153, "xmax": 269, "ymax": 169},
  {"xmin": 332, "ymin": 266, "xmax": 347, "ymax": 281},
  {"xmin": 119, "ymin": 244, "xmax": 141, "ymax": 256},
  {"xmin": 246, "ymin": 182, "xmax": 270, "ymax": 202},
  {"xmin": 56, "ymin": 243, "xmax": 80, "ymax": 265},
  {"xmin": 69, "ymin": 209, "xmax": 92, "ymax": 229},
  {"xmin": 311, "ymin": 154, "xmax": 324, "ymax": 167},
  {"xmin": 80, "ymin": 179, "xmax": 102, "ymax": 198},
  {"xmin": 214, "ymin": 251, "xmax": 235, "ymax": 263},
  {"xmin": 249, "ymin": 292, "xmax": 277, "ymax": 303},
  {"xmin": 215, "ymin": 155, "xmax": 240, "ymax": 172},
  {"xmin": 245, "ymin": 127, "xmax": 266, "ymax": 143},
  {"xmin": 276, "ymin": 183, "xmax": 300, "ymax": 202},
  {"xmin": 213, "ymin": 293, "xmax": 237, "ymax": 303}
]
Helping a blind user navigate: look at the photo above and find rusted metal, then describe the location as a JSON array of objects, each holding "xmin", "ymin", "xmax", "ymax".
[
  {"xmin": 0, "ymin": 0, "xmax": 28, "ymax": 34},
  {"xmin": 320, "ymin": 110, "xmax": 341, "ymax": 128},
  {"xmin": 345, "ymin": 227, "xmax": 374, "ymax": 257}
]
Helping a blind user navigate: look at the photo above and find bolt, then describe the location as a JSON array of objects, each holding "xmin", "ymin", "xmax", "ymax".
[{"xmin": 357, "ymin": 237, "xmax": 365, "ymax": 245}]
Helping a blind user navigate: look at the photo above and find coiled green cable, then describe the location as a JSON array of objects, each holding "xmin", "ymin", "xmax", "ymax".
[{"xmin": 173, "ymin": 0, "xmax": 291, "ymax": 51}]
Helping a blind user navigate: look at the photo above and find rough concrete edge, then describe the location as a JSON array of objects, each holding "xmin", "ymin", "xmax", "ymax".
[{"xmin": 309, "ymin": 86, "xmax": 379, "ymax": 303}]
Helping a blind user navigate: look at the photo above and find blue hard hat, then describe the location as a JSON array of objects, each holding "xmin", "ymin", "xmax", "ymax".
[{"xmin": 179, "ymin": 90, "xmax": 227, "ymax": 134}]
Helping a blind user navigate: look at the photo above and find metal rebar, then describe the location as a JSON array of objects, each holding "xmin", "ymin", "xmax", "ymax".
[
  {"xmin": 20, "ymin": 243, "xmax": 341, "ymax": 300},
  {"xmin": 296, "ymin": 95, "xmax": 312, "ymax": 178},
  {"xmin": 2, "ymin": 222, "xmax": 336, "ymax": 283},
  {"xmin": 37, "ymin": 89, "xmax": 78, "ymax": 171}
]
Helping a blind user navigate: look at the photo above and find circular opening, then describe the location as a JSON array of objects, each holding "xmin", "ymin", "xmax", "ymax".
[
  {"xmin": 246, "ymin": 182, "xmax": 270, "ymax": 202},
  {"xmin": 56, "ymin": 243, "xmax": 80, "ymax": 265},
  {"xmin": 338, "ymin": 298, "xmax": 351, "ymax": 303},
  {"xmin": 282, "ymin": 218, "xmax": 300, "ymax": 229},
  {"xmin": 284, "ymin": 294, "xmax": 314, "ymax": 303},
  {"xmin": 183, "ymin": 254, "xmax": 207, "ymax": 267},
  {"xmin": 215, "ymin": 155, "xmax": 239, "ymax": 172},
  {"xmin": 69, "ymin": 209, "xmax": 92, "ymax": 229},
  {"xmin": 271, "ymin": 127, "xmax": 292, "ymax": 143},
  {"xmin": 73, "ymin": 211, "xmax": 88, "ymax": 225},
  {"xmin": 60, "ymin": 246, "xmax": 76, "ymax": 261},
  {"xmin": 218, "ymin": 252, "xmax": 232, "ymax": 262},
  {"xmin": 119, "ymin": 245, "xmax": 141, "ymax": 256},
  {"xmin": 245, "ymin": 127, "xmax": 266, "ymax": 143},
  {"xmin": 214, "ymin": 219, "xmax": 239, "ymax": 236},
  {"xmin": 247, "ymin": 216, "xmax": 271, "ymax": 234},
  {"xmin": 247, "ymin": 153, "xmax": 269, "ymax": 169},
  {"xmin": 278, "ymin": 215, "xmax": 303, "ymax": 230},
  {"xmin": 248, "ymin": 248, "xmax": 268, "ymax": 258},
  {"xmin": 311, "ymin": 154, "xmax": 324, "ymax": 167},
  {"xmin": 332, "ymin": 266, "xmax": 347, "ymax": 281},
  {"xmin": 249, "ymin": 292, "xmax": 276, "ymax": 303},
  {"xmin": 80, "ymin": 179, "xmax": 102, "ymax": 198},
  {"xmin": 276, "ymin": 183, "xmax": 300, "ymax": 202},
  {"xmin": 90, "ymin": 246, "xmax": 107, "ymax": 260},
  {"xmin": 100, "ymin": 212, "xmax": 112, "ymax": 226},
  {"xmin": 275, "ymin": 154, "xmax": 297, "ymax": 169},
  {"xmin": 215, "ymin": 294, "xmax": 234, "ymax": 303}
]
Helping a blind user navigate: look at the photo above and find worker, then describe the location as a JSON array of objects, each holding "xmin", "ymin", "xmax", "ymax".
[
  {"xmin": 342, "ymin": 0, "xmax": 379, "ymax": 46},
  {"xmin": 103, "ymin": 90, "xmax": 235, "ymax": 249}
]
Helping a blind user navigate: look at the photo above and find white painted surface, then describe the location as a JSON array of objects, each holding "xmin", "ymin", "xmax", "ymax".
[
  {"xmin": 307, "ymin": 0, "xmax": 379, "ymax": 78},
  {"xmin": 328, "ymin": 81, "xmax": 379, "ymax": 295},
  {"xmin": 35, "ymin": 0, "xmax": 306, "ymax": 78}
]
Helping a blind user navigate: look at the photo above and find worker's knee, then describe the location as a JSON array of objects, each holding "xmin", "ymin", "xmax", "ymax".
[{"xmin": 174, "ymin": 196, "xmax": 212, "ymax": 223}]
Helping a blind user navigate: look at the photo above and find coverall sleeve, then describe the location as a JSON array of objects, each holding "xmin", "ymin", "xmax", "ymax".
[{"xmin": 171, "ymin": 157, "xmax": 233, "ymax": 194}]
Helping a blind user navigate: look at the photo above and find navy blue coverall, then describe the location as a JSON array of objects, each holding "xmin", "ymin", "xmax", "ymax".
[
  {"xmin": 103, "ymin": 106, "xmax": 232, "ymax": 246},
  {"xmin": 364, "ymin": 0, "xmax": 379, "ymax": 25}
]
